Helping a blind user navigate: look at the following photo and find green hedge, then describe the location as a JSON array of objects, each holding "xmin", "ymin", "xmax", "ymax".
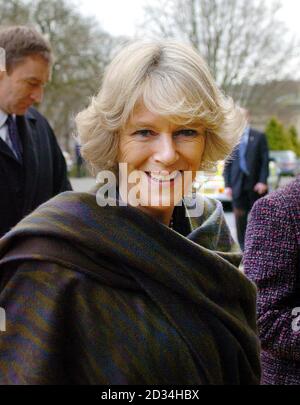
[{"xmin": 265, "ymin": 117, "xmax": 300, "ymax": 156}]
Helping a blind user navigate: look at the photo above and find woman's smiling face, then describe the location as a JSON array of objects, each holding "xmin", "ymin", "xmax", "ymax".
[{"xmin": 118, "ymin": 104, "xmax": 206, "ymax": 223}]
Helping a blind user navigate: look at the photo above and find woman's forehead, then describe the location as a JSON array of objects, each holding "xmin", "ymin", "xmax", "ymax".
[
  {"xmin": 130, "ymin": 104, "xmax": 158, "ymax": 122},
  {"xmin": 126, "ymin": 104, "xmax": 204, "ymax": 130}
]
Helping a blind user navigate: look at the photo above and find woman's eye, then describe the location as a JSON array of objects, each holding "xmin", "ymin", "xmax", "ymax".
[
  {"xmin": 134, "ymin": 129, "xmax": 155, "ymax": 137},
  {"xmin": 174, "ymin": 129, "xmax": 198, "ymax": 137}
]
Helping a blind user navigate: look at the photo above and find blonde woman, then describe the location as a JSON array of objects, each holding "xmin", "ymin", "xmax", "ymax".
[{"xmin": 0, "ymin": 41, "xmax": 260, "ymax": 384}]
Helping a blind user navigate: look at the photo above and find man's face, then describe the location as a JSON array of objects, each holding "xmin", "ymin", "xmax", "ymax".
[{"xmin": 0, "ymin": 54, "xmax": 50, "ymax": 115}]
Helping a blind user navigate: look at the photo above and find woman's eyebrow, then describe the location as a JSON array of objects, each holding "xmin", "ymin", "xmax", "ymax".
[
  {"xmin": 128, "ymin": 120, "xmax": 204, "ymax": 131},
  {"xmin": 130, "ymin": 121, "xmax": 157, "ymax": 129}
]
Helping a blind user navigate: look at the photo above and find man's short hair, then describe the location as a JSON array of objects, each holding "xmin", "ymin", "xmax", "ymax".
[{"xmin": 0, "ymin": 25, "xmax": 52, "ymax": 73}]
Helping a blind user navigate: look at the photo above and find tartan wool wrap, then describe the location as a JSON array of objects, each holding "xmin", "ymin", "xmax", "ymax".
[{"xmin": 0, "ymin": 191, "xmax": 261, "ymax": 384}]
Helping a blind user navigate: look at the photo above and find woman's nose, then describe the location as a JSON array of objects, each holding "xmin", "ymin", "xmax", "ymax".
[{"xmin": 152, "ymin": 134, "xmax": 179, "ymax": 166}]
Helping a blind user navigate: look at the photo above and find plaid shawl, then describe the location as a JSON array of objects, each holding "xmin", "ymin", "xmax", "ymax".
[{"xmin": 0, "ymin": 191, "xmax": 260, "ymax": 384}]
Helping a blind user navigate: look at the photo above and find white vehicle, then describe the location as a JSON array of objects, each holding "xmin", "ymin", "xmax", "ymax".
[{"xmin": 194, "ymin": 162, "xmax": 231, "ymax": 203}]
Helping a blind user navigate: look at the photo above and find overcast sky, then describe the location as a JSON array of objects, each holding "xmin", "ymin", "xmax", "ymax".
[{"xmin": 77, "ymin": 0, "xmax": 300, "ymax": 38}]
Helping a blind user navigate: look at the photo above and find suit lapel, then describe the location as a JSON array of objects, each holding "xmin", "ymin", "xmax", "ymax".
[
  {"xmin": 16, "ymin": 110, "xmax": 39, "ymax": 216},
  {"xmin": 0, "ymin": 137, "xmax": 18, "ymax": 161},
  {"xmin": 0, "ymin": 134, "xmax": 23, "ymax": 164}
]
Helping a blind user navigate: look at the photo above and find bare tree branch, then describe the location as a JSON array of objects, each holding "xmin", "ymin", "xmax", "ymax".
[{"xmin": 139, "ymin": 0, "xmax": 300, "ymax": 109}]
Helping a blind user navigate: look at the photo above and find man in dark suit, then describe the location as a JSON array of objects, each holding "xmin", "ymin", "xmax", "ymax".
[
  {"xmin": 223, "ymin": 111, "xmax": 269, "ymax": 250},
  {"xmin": 0, "ymin": 26, "xmax": 71, "ymax": 237}
]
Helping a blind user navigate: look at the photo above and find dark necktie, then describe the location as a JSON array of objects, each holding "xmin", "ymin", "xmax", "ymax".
[{"xmin": 6, "ymin": 115, "xmax": 23, "ymax": 163}]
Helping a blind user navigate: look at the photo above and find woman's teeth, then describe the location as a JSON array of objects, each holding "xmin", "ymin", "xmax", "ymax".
[{"xmin": 148, "ymin": 171, "xmax": 180, "ymax": 182}]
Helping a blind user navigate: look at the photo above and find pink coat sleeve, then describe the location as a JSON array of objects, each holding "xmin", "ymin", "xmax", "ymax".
[{"xmin": 244, "ymin": 195, "xmax": 300, "ymax": 361}]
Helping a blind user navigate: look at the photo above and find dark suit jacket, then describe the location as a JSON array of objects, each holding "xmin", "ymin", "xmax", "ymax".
[
  {"xmin": 0, "ymin": 107, "xmax": 71, "ymax": 237},
  {"xmin": 244, "ymin": 176, "xmax": 300, "ymax": 384},
  {"xmin": 223, "ymin": 128, "xmax": 269, "ymax": 200}
]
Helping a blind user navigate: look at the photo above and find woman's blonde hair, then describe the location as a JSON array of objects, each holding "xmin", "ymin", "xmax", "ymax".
[{"xmin": 75, "ymin": 41, "xmax": 246, "ymax": 175}]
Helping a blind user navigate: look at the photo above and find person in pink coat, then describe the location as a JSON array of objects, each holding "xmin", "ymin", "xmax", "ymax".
[{"xmin": 244, "ymin": 176, "xmax": 300, "ymax": 384}]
